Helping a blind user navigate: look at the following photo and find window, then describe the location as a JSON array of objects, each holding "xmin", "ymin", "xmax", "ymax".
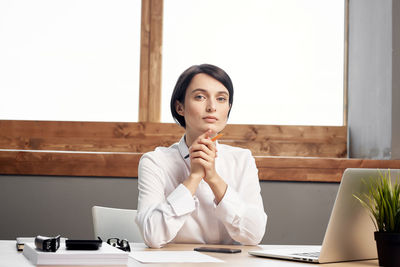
[
  {"xmin": 0, "ymin": 0, "xmax": 353, "ymax": 182},
  {"xmin": 0, "ymin": 0, "xmax": 141, "ymax": 122},
  {"xmin": 161, "ymin": 0, "xmax": 345, "ymax": 126}
]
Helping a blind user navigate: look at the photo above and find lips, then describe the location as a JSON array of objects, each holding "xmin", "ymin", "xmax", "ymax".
[{"xmin": 203, "ymin": 116, "xmax": 217, "ymax": 122}]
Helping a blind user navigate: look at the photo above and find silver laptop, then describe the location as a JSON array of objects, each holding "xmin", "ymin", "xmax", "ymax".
[{"xmin": 249, "ymin": 168, "xmax": 400, "ymax": 264}]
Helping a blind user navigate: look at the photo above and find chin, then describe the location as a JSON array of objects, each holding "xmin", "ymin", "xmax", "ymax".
[
  {"xmin": 194, "ymin": 122, "xmax": 226, "ymax": 135},
  {"xmin": 208, "ymin": 124, "xmax": 226, "ymax": 134}
]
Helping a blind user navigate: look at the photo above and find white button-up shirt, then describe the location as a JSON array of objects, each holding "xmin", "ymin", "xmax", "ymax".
[{"xmin": 135, "ymin": 136, "xmax": 267, "ymax": 248}]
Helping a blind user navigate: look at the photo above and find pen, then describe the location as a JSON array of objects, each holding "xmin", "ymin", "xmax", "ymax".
[
  {"xmin": 211, "ymin": 133, "xmax": 224, "ymax": 142},
  {"xmin": 184, "ymin": 133, "xmax": 224, "ymax": 159}
]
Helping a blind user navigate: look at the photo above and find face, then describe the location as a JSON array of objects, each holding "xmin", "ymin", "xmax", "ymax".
[{"xmin": 175, "ymin": 73, "xmax": 231, "ymax": 138}]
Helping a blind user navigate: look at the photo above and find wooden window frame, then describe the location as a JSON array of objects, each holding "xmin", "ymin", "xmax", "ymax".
[{"xmin": 1, "ymin": 0, "xmax": 399, "ymax": 182}]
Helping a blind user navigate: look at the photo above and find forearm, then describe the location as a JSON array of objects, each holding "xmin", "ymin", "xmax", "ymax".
[
  {"xmin": 136, "ymin": 202, "xmax": 189, "ymax": 248},
  {"xmin": 206, "ymin": 175, "xmax": 227, "ymax": 204},
  {"xmin": 136, "ymin": 184, "xmax": 196, "ymax": 248},
  {"xmin": 215, "ymin": 187, "xmax": 267, "ymax": 245},
  {"xmin": 222, "ymin": 206, "xmax": 267, "ymax": 245},
  {"xmin": 182, "ymin": 174, "xmax": 203, "ymax": 195}
]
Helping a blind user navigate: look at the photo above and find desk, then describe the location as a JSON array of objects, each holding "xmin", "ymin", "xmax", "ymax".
[{"xmin": 0, "ymin": 240, "xmax": 378, "ymax": 267}]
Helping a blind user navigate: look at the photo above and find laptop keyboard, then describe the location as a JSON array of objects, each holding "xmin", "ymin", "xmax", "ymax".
[{"xmin": 292, "ymin": 252, "xmax": 320, "ymax": 258}]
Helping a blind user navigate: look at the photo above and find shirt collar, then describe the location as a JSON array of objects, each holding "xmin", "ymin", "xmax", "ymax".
[{"xmin": 178, "ymin": 135, "xmax": 190, "ymax": 164}]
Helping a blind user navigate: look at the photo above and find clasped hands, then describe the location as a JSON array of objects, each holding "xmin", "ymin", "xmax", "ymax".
[
  {"xmin": 189, "ymin": 129, "xmax": 219, "ymax": 183},
  {"xmin": 183, "ymin": 130, "xmax": 227, "ymax": 202}
]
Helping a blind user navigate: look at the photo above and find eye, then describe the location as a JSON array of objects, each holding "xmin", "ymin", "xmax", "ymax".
[
  {"xmin": 217, "ymin": 97, "xmax": 227, "ymax": 102},
  {"xmin": 194, "ymin": 95, "xmax": 205, "ymax": 100}
]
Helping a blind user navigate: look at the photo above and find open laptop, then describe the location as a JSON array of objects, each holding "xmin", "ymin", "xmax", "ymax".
[{"xmin": 249, "ymin": 168, "xmax": 400, "ymax": 264}]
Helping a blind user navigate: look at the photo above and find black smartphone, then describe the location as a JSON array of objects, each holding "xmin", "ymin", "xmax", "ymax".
[
  {"xmin": 194, "ymin": 247, "xmax": 241, "ymax": 253},
  {"xmin": 65, "ymin": 239, "xmax": 102, "ymax": 250}
]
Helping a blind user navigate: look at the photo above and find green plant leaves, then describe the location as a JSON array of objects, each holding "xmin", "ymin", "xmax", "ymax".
[{"xmin": 353, "ymin": 169, "xmax": 400, "ymax": 233}]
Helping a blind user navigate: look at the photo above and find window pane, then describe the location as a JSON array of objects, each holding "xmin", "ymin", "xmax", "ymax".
[
  {"xmin": 162, "ymin": 0, "xmax": 344, "ymax": 126},
  {"xmin": 0, "ymin": 0, "xmax": 141, "ymax": 122}
]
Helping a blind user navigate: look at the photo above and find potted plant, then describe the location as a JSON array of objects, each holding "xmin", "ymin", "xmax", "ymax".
[{"xmin": 354, "ymin": 169, "xmax": 400, "ymax": 267}]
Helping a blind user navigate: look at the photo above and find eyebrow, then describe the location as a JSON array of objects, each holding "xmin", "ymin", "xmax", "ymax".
[{"xmin": 190, "ymin": 88, "xmax": 229, "ymax": 96}]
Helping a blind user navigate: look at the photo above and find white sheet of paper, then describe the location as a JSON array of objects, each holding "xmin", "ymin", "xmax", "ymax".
[{"xmin": 130, "ymin": 251, "xmax": 224, "ymax": 263}]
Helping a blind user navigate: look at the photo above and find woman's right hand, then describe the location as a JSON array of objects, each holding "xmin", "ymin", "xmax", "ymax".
[
  {"xmin": 189, "ymin": 131, "xmax": 210, "ymax": 180},
  {"xmin": 182, "ymin": 130, "xmax": 211, "ymax": 195}
]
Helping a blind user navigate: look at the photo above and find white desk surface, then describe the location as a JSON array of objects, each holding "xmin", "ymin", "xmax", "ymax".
[{"xmin": 0, "ymin": 240, "xmax": 379, "ymax": 267}]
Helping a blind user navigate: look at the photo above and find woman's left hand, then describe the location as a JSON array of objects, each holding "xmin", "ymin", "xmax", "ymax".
[
  {"xmin": 189, "ymin": 130, "xmax": 219, "ymax": 184},
  {"xmin": 189, "ymin": 130, "xmax": 227, "ymax": 203}
]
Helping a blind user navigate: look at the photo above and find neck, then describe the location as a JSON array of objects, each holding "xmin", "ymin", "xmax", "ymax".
[
  {"xmin": 184, "ymin": 132, "xmax": 196, "ymax": 147},
  {"xmin": 184, "ymin": 128, "xmax": 206, "ymax": 147}
]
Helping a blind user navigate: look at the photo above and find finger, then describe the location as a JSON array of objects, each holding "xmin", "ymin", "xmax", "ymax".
[
  {"xmin": 190, "ymin": 151, "xmax": 215, "ymax": 166},
  {"xmin": 191, "ymin": 157, "xmax": 212, "ymax": 170},
  {"xmin": 190, "ymin": 150, "xmax": 214, "ymax": 162},
  {"xmin": 190, "ymin": 143, "xmax": 211, "ymax": 152},
  {"xmin": 196, "ymin": 129, "xmax": 212, "ymax": 142},
  {"xmin": 198, "ymin": 138, "xmax": 217, "ymax": 153},
  {"xmin": 190, "ymin": 143, "xmax": 215, "ymax": 157}
]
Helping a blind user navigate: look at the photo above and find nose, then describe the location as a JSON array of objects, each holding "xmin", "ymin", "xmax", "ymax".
[{"xmin": 206, "ymin": 99, "xmax": 216, "ymax": 112}]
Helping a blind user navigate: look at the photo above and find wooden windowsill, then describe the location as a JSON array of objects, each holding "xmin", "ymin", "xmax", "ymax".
[
  {"xmin": 1, "ymin": 120, "xmax": 397, "ymax": 182},
  {"xmin": 1, "ymin": 149, "xmax": 399, "ymax": 182}
]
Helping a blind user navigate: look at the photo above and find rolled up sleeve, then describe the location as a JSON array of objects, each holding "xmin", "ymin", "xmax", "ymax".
[
  {"xmin": 215, "ymin": 151, "xmax": 267, "ymax": 245},
  {"xmin": 136, "ymin": 155, "xmax": 196, "ymax": 248}
]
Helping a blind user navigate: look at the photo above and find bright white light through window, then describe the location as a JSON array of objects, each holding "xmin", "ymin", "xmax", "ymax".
[
  {"xmin": 0, "ymin": 0, "xmax": 141, "ymax": 122},
  {"xmin": 161, "ymin": 0, "xmax": 345, "ymax": 126}
]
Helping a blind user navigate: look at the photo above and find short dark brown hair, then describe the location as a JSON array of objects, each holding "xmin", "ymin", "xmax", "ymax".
[{"xmin": 170, "ymin": 64, "xmax": 234, "ymax": 128}]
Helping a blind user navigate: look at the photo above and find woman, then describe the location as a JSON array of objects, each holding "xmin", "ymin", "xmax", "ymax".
[{"xmin": 135, "ymin": 64, "xmax": 267, "ymax": 248}]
